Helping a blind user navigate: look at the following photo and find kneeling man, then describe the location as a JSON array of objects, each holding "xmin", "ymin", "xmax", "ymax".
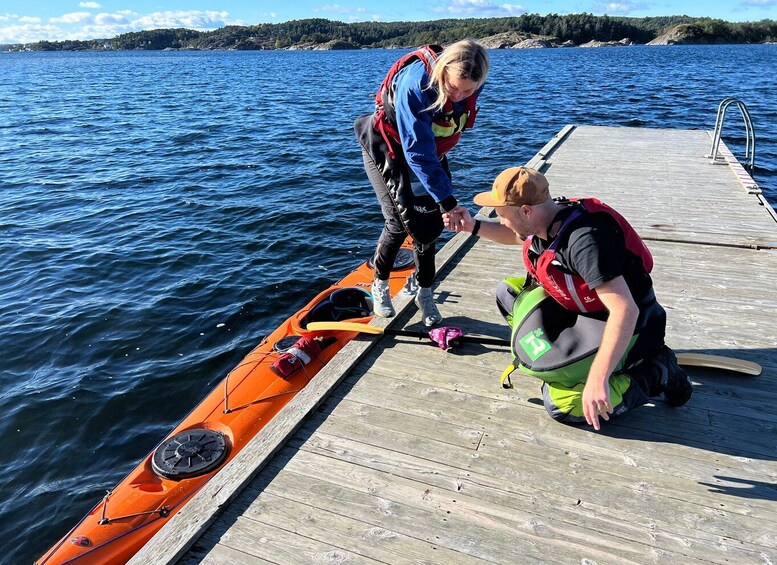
[{"xmin": 446, "ymin": 167, "xmax": 692, "ymax": 430}]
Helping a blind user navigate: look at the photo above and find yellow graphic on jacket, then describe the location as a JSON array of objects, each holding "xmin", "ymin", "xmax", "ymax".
[{"xmin": 431, "ymin": 112, "xmax": 469, "ymax": 137}]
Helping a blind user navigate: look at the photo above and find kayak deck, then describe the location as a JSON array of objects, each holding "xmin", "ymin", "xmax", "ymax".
[{"xmin": 146, "ymin": 125, "xmax": 777, "ymax": 563}]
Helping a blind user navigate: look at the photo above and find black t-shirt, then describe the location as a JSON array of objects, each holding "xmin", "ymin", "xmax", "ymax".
[{"xmin": 528, "ymin": 202, "xmax": 654, "ymax": 306}]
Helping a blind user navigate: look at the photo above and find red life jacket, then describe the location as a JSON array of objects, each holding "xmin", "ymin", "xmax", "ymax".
[
  {"xmin": 522, "ymin": 198, "xmax": 654, "ymax": 313},
  {"xmin": 373, "ymin": 44, "xmax": 478, "ymax": 159}
]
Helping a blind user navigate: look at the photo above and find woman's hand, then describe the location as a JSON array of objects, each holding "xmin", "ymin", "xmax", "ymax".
[
  {"xmin": 443, "ymin": 207, "xmax": 462, "ymax": 231},
  {"xmin": 443, "ymin": 205, "xmax": 473, "ymax": 232}
]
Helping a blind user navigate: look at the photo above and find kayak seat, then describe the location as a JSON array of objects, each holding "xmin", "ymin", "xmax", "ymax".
[{"xmin": 302, "ymin": 287, "xmax": 374, "ymax": 325}]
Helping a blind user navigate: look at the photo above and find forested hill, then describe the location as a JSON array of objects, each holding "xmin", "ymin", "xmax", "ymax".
[{"xmin": 6, "ymin": 14, "xmax": 777, "ymax": 51}]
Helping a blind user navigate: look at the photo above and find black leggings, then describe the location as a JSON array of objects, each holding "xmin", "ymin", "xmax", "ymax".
[{"xmin": 361, "ymin": 148, "xmax": 436, "ymax": 287}]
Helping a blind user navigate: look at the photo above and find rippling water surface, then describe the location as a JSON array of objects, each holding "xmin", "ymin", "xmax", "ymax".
[{"xmin": 1, "ymin": 45, "xmax": 775, "ymax": 563}]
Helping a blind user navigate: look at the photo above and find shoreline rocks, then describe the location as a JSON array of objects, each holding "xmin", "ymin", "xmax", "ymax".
[
  {"xmin": 478, "ymin": 32, "xmax": 528, "ymax": 49},
  {"xmin": 287, "ymin": 39, "xmax": 359, "ymax": 50},
  {"xmin": 647, "ymin": 23, "xmax": 715, "ymax": 45},
  {"xmin": 580, "ymin": 38, "xmax": 635, "ymax": 47}
]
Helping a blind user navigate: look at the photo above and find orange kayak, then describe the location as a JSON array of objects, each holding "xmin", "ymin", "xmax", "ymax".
[{"xmin": 37, "ymin": 247, "xmax": 416, "ymax": 564}]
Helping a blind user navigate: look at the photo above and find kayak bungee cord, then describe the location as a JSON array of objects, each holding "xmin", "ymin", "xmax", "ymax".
[
  {"xmin": 222, "ymin": 349, "xmax": 279, "ymax": 414},
  {"xmin": 221, "ymin": 340, "xmax": 329, "ymax": 414},
  {"xmin": 99, "ymin": 490, "xmax": 169, "ymax": 525}
]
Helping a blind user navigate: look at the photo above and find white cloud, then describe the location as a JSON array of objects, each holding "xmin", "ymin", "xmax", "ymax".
[
  {"xmin": 50, "ymin": 12, "xmax": 93, "ymax": 24},
  {"xmin": 79, "ymin": 2, "xmax": 102, "ymax": 8},
  {"xmin": 314, "ymin": 5, "xmax": 367, "ymax": 14},
  {"xmin": 593, "ymin": 0, "xmax": 649, "ymax": 14},
  {"xmin": 313, "ymin": 4, "xmax": 380, "ymax": 22},
  {"xmin": 500, "ymin": 3, "xmax": 527, "ymax": 13},
  {"xmin": 436, "ymin": 0, "xmax": 527, "ymax": 16},
  {"xmin": 603, "ymin": 2, "xmax": 632, "ymax": 12},
  {"xmin": 0, "ymin": 24, "xmax": 64, "ymax": 44},
  {"xmin": 0, "ymin": 9, "xmax": 245, "ymax": 43},
  {"xmin": 95, "ymin": 12, "xmax": 130, "ymax": 25},
  {"xmin": 130, "ymin": 10, "xmax": 237, "ymax": 30}
]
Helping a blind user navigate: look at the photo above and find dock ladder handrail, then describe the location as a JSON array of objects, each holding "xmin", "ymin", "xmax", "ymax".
[{"xmin": 707, "ymin": 97, "xmax": 755, "ymax": 173}]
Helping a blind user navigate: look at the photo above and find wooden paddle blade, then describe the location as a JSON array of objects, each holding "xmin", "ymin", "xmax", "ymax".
[
  {"xmin": 676, "ymin": 352, "xmax": 762, "ymax": 376},
  {"xmin": 306, "ymin": 321, "xmax": 385, "ymax": 335}
]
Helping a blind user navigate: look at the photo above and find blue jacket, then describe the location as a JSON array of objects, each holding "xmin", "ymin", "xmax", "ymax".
[{"xmin": 393, "ymin": 61, "xmax": 479, "ymax": 206}]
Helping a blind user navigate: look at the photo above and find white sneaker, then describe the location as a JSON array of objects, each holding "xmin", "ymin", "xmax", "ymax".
[
  {"xmin": 415, "ymin": 287, "xmax": 442, "ymax": 327},
  {"xmin": 371, "ymin": 278, "xmax": 395, "ymax": 318}
]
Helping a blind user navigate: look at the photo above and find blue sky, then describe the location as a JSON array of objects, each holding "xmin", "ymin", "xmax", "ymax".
[{"xmin": 1, "ymin": 0, "xmax": 775, "ymax": 44}]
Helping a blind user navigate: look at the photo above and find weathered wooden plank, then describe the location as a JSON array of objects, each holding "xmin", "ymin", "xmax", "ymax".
[
  {"xmin": 308, "ymin": 388, "xmax": 777, "ymax": 524},
  {"xmin": 254, "ymin": 467, "xmax": 652, "ymax": 565},
  {"xmin": 372, "ymin": 343, "xmax": 777, "ymax": 427},
  {"xmin": 209, "ymin": 516, "xmax": 383, "ymax": 564},
  {"xmin": 289, "ymin": 433, "xmax": 774, "ymax": 565},
  {"xmin": 177, "ymin": 543, "xmax": 274, "ymax": 565},
  {"xmin": 222, "ymin": 490, "xmax": 488, "ymax": 565},
  {"xmin": 319, "ymin": 396, "xmax": 484, "ymax": 450},
  {"xmin": 375, "ymin": 339, "xmax": 775, "ymax": 419},
  {"xmin": 363, "ymin": 342, "xmax": 777, "ymax": 453},
  {"xmin": 336, "ymin": 365, "xmax": 777, "ymax": 481},
  {"xmin": 298, "ymin": 413, "xmax": 777, "ymax": 550},
  {"xmin": 540, "ymin": 126, "xmax": 777, "ymax": 248}
]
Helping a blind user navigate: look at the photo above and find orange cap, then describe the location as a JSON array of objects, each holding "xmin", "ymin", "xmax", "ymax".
[{"xmin": 473, "ymin": 167, "xmax": 550, "ymax": 207}]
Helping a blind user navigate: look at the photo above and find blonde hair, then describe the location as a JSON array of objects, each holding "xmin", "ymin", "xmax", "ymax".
[{"xmin": 426, "ymin": 39, "xmax": 489, "ymax": 113}]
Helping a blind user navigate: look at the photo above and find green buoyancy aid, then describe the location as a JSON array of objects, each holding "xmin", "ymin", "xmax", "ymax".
[{"xmin": 506, "ymin": 283, "xmax": 637, "ymax": 388}]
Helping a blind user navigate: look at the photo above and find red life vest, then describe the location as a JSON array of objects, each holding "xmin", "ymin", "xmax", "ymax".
[
  {"xmin": 373, "ymin": 44, "xmax": 478, "ymax": 159},
  {"xmin": 522, "ymin": 198, "xmax": 654, "ymax": 314}
]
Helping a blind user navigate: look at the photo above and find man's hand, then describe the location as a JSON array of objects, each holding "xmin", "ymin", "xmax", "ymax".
[
  {"xmin": 582, "ymin": 377, "xmax": 612, "ymax": 431},
  {"xmin": 582, "ymin": 276, "xmax": 638, "ymax": 431}
]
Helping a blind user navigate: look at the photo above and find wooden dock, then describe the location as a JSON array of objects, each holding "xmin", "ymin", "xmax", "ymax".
[{"xmin": 132, "ymin": 125, "xmax": 777, "ymax": 565}]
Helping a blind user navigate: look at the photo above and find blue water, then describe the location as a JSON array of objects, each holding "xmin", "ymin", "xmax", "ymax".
[{"xmin": 1, "ymin": 45, "xmax": 775, "ymax": 563}]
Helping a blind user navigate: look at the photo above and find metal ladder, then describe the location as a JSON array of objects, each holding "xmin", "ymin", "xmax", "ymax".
[{"xmin": 707, "ymin": 97, "xmax": 755, "ymax": 173}]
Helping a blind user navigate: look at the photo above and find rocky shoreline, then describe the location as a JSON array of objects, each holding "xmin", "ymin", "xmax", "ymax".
[
  {"xmin": 475, "ymin": 33, "xmax": 638, "ymax": 49},
  {"xmin": 273, "ymin": 24, "xmax": 768, "ymax": 51}
]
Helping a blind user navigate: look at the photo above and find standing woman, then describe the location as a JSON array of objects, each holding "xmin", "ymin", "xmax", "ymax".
[{"xmin": 355, "ymin": 39, "xmax": 489, "ymax": 326}]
